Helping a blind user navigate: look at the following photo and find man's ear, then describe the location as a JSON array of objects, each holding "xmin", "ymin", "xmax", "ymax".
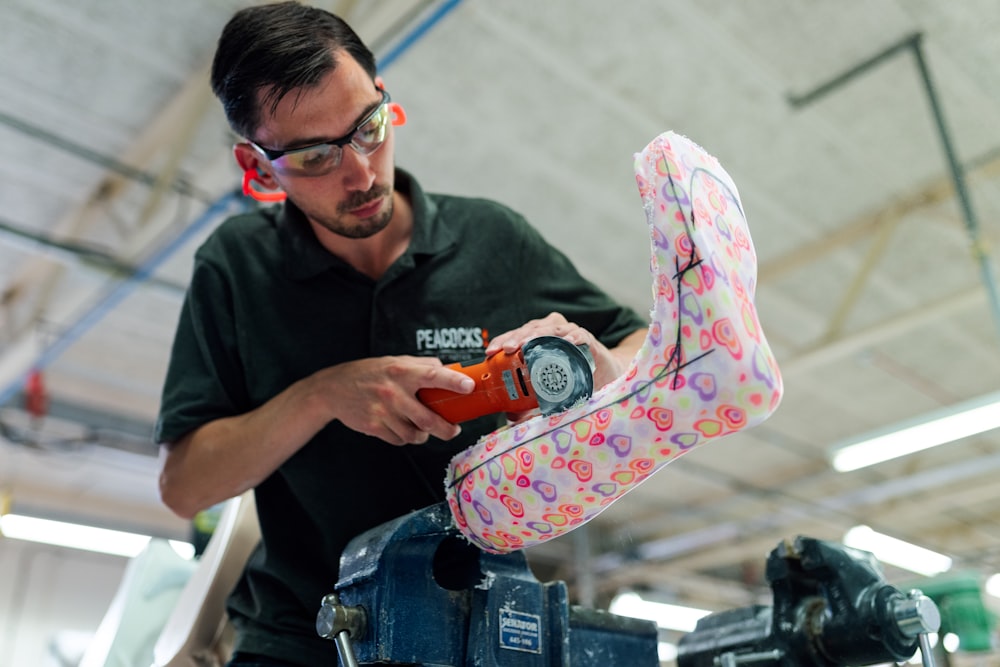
[
  {"xmin": 233, "ymin": 143, "xmax": 279, "ymax": 190},
  {"xmin": 375, "ymin": 75, "xmax": 386, "ymax": 91}
]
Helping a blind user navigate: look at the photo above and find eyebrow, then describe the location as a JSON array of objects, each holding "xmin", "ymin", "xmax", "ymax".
[{"xmin": 276, "ymin": 93, "xmax": 384, "ymax": 152}]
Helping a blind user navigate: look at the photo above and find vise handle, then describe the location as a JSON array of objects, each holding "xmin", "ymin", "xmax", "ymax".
[{"xmin": 316, "ymin": 592, "xmax": 366, "ymax": 667}]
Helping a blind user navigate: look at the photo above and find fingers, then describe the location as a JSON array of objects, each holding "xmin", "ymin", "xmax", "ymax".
[
  {"xmin": 415, "ymin": 361, "xmax": 476, "ymax": 395},
  {"xmin": 379, "ymin": 423, "xmax": 460, "ymax": 447},
  {"xmin": 405, "ymin": 363, "xmax": 473, "ymax": 441},
  {"xmin": 486, "ymin": 312, "xmax": 580, "ymax": 355},
  {"xmin": 407, "ymin": 409, "xmax": 462, "ymax": 443},
  {"xmin": 504, "ymin": 409, "xmax": 540, "ymax": 425},
  {"xmin": 483, "ymin": 314, "xmax": 628, "ymax": 390},
  {"xmin": 358, "ymin": 407, "xmax": 461, "ymax": 446},
  {"xmin": 320, "ymin": 356, "xmax": 470, "ymax": 446},
  {"xmin": 484, "ymin": 313, "xmax": 599, "ymax": 360}
]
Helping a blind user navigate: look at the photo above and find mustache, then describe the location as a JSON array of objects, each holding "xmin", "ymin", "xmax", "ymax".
[{"xmin": 340, "ymin": 185, "xmax": 390, "ymax": 212}]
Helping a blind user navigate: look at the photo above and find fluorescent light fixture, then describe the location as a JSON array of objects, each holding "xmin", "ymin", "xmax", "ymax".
[
  {"xmin": 843, "ymin": 525, "xmax": 952, "ymax": 576},
  {"xmin": 830, "ymin": 391, "xmax": 1000, "ymax": 472},
  {"xmin": 0, "ymin": 513, "xmax": 192, "ymax": 559},
  {"xmin": 609, "ymin": 591, "xmax": 711, "ymax": 632},
  {"xmin": 986, "ymin": 573, "xmax": 1000, "ymax": 598}
]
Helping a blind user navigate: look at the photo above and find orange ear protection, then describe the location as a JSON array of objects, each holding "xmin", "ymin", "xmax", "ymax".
[
  {"xmin": 388, "ymin": 101, "xmax": 407, "ymax": 127},
  {"xmin": 241, "ymin": 101, "xmax": 408, "ymax": 203},
  {"xmin": 242, "ymin": 169, "xmax": 288, "ymax": 202}
]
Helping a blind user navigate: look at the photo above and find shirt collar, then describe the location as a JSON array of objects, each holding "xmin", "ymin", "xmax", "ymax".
[{"xmin": 278, "ymin": 167, "xmax": 456, "ymax": 281}]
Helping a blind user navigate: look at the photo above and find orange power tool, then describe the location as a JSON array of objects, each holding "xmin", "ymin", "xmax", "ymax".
[{"xmin": 417, "ymin": 336, "xmax": 596, "ymax": 424}]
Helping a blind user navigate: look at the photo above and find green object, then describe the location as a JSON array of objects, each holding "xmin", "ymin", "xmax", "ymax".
[
  {"xmin": 193, "ymin": 504, "xmax": 222, "ymax": 533},
  {"xmin": 191, "ymin": 503, "xmax": 224, "ymax": 557},
  {"xmin": 905, "ymin": 572, "xmax": 996, "ymax": 652}
]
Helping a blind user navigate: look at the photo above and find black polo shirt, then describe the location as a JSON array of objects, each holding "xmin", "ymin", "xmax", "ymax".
[{"xmin": 155, "ymin": 168, "xmax": 646, "ymax": 665}]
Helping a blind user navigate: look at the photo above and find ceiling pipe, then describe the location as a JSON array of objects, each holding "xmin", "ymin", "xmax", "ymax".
[
  {"xmin": 375, "ymin": 0, "xmax": 464, "ymax": 70},
  {"xmin": 2, "ymin": 392, "xmax": 158, "ymax": 454},
  {"xmin": 0, "ymin": 190, "xmax": 244, "ymax": 407},
  {"xmin": 788, "ymin": 32, "xmax": 1000, "ymax": 342},
  {"xmin": 0, "ymin": 108, "xmax": 214, "ymax": 204},
  {"xmin": 0, "ymin": 215, "xmax": 186, "ymax": 296},
  {"xmin": 907, "ymin": 36, "xmax": 1000, "ymax": 335}
]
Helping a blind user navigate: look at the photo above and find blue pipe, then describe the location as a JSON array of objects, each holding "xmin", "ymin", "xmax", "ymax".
[
  {"xmin": 0, "ymin": 1, "xmax": 464, "ymax": 408},
  {"xmin": 0, "ymin": 191, "xmax": 245, "ymax": 406},
  {"xmin": 379, "ymin": 0, "xmax": 464, "ymax": 71}
]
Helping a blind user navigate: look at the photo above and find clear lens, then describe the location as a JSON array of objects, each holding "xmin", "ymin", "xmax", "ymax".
[
  {"xmin": 351, "ymin": 104, "xmax": 390, "ymax": 152},
  {"xmin": 276, "ymin": 144, "xmax": 341, "ymax": 174},
  {"xmin": 263, "ymin": 93, "xmax": 391, "ymax": 176}
]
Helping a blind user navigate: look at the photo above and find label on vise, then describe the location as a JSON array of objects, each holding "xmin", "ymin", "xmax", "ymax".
[{"xmin": 498, "ymin": 608, "xmax": 542, "ymax": 654}]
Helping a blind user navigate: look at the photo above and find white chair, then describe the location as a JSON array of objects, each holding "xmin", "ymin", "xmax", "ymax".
[
  {"xmin": 79, "ymin": 539, "xmax": 198, "ymax": 667},
  {"xmin": 151, "ymin": 491, "xmax": 260, "ymax": 667}
]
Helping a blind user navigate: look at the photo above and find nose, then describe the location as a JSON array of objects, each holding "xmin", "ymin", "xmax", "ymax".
[{"xmin": 339, "ymin": 144, "xmax": 377, "ymax": 192}]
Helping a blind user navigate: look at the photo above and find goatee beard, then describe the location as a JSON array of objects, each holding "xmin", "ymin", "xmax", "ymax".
[
  {"xmin": 340, "ymin": 185, "xmax": 390, "ymax": 214},
  {"xmin": 332, "ymin": 188, "xmax": 393, "ymax": 239},
  {"xmin": 337, "ymin": 209, "xmax": 392, "ymax": 239}
]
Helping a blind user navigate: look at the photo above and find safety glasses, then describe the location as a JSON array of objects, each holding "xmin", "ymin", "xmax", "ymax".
[{"xmin": 249, "ymin": 89, "xmax": 392, "ymax": 177}]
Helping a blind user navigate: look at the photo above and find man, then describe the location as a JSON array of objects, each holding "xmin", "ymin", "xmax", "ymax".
[{"xmin": 155, "ymin": 2, "xmax": 646, "ymax": 665}]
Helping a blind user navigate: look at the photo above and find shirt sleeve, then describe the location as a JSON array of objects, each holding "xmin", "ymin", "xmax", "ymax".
[{"xmin": 154, "ymin": 258, "xmax": 250, "ymax": 444}]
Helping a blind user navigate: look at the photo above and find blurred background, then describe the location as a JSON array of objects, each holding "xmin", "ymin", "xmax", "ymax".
[{"xmin": 1, "ymin": 1, "xmax": 999, "ymax": 664}]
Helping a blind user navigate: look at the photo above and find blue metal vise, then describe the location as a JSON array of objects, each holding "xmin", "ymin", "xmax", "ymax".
[{"xmin": 316, "ymin": 502, "xmax": 659, "ymax": 666}]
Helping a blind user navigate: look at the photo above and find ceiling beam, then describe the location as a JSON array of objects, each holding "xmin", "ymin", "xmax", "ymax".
[
  {"xmin": 782, "ymin": 285, "xmax": 985, "ymax": 375},
  {"xmin": 758, "ymin": 149, "xmax": 1000, "ymax": 284}
]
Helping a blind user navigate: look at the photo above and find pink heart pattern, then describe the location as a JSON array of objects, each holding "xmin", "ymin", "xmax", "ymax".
[{"xmin": 445, "ymin": 132, "xmax": 783, "ymax": 553}]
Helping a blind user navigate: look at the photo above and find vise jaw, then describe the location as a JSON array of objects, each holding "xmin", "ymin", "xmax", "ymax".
[{"xmin": 317, "ymin": 502, "xmax": 658, "ymax": 666}]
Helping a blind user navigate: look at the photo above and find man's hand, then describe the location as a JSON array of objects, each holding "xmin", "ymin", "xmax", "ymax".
[
  {"xmin": 485, "ymin": 312, "xmax": 644, "ymax": 392},
  {"xmin": 311, "ymin": 355, "xmax": 475, "ymax": 445},
  {"xmin": 159, "ymin": 355, "xmax": 475, "ymax": 518}
]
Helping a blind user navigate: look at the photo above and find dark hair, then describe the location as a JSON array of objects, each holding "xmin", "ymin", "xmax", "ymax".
[{"xmin": 210, "ymin": 1, "xmax": 377, "ymax": 139}]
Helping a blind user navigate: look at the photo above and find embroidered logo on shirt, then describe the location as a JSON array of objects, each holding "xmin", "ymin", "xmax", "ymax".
[{"xmin": 415, "ymin": 327, "xmax": 489, "ymax": 356}]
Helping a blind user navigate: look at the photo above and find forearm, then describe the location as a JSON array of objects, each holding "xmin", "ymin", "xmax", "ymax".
[
  {"xmin": 158, "ymin": 355, "xmax": 474, "ymax": 518},
  {"xmin": 159, "ymin": 374, "xmax": 333, "ymax": 519},
  {"xmin": 593, "ymin": 327, "xmax": 647, "ymax": 389},
  {"xmin": 609, "ymin": 328, "xmax": 646, "ymax": 370}
]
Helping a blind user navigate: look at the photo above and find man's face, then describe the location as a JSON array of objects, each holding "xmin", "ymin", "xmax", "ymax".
[{"xmin": 249, "ymin": 54, "xmax": 395, "ymax": 240}]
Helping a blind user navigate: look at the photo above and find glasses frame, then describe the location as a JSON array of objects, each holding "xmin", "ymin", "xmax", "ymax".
[{"xmin": 249, "ymin": 89, "xmax": 391, "ymax": 176}]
